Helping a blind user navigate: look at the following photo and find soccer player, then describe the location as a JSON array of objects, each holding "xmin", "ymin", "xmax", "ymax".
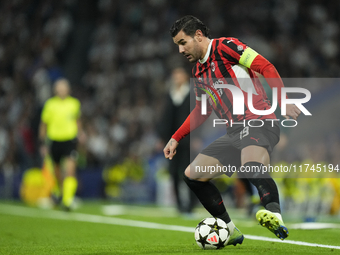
[
  {"xmin": 39, "ymin": 78, "xmax": 84, "ymax": 210},
  {"xmin": 164, "ymin": 15, "xmax": 301, "ymax": 245}
]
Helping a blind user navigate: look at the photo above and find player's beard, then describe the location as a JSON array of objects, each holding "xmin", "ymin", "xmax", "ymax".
[
  {"xmin": 187, "ymin": 45, "xmax": 201, "ymax": 63},
  {"xmin": 187, "ymin": 55, "xmax": 196, "ymax": 62}
]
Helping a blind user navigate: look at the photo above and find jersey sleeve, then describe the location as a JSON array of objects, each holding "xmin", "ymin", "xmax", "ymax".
[
  {"xmin": 239, "ymin": 48, "xmax": 286, "ymax": 108},
  {"xmin": 220, "ymin": 37, "xmax": 286, "ymax": 108},
  {"xmin": 250, "ymin": 55, "xmax": 285, "ymax": 108},
  {"xmin": 219, "ymin": 37, "xmax": 261, "ymax": 68},
  {"xmin": 219, "ymin": 37, "xmax": 249, "ymax": 65},
  {"xmin": 171, "ymin": 100, "xmax": 211, "ymax": 142},
  {"xmin": 75, "ymin": 99, "xmax": 81, "ymax": 119},
  {"xmin": 171, "ymin": 80, "xmax": 212, "ymax": 142},
  {"xmin": 239, "ymin": 47, "xmax": 260, "ymax": 68}
]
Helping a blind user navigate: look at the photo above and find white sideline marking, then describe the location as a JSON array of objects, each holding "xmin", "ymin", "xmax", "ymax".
[
  {"xmin": 1, "ymin": 204, "xmax": 340, "ymax": 250},
  {"xmin": 290, "ymin": 222, "xmax": 340, "ymax": 230}
]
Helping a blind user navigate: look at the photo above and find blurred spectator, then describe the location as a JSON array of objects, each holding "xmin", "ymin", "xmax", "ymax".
[{"xmin": 157, "ymin": 67, "xmax": 196, "ymax": 214}]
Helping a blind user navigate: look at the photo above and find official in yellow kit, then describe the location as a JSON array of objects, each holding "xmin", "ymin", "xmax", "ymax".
[{"xmin": 39, "ymin": 78, "xmax": 84, "ymax": 210}]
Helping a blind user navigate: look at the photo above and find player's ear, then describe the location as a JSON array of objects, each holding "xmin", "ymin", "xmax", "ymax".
[{"xmin": 195, "ymin": 30, "xmax": 203, "ymax": 42}]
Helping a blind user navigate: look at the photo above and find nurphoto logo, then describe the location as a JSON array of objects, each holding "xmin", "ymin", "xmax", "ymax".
[{"xmin": 198, "ymin": 82, "xmax": 312, "ymax": 128}]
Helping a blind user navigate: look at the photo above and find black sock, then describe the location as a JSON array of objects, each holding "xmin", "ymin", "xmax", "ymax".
[
  {"xmin": 183, "ymin": 174, "xmax": 231, "ymax": 223},
  {"xmin": 244, "ymin": 162, "xmax": 281, "ymax": 213}
]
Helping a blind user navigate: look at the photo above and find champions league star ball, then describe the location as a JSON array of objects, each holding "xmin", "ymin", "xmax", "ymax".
[{"xmin": 194, "ymin": 217, "xmax": 230, "ymax": 250}]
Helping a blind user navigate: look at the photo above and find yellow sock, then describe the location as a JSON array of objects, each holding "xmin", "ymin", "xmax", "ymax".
[{"xmin": 62, "ymin": 176, "xmax": 78, "ymax": 207}]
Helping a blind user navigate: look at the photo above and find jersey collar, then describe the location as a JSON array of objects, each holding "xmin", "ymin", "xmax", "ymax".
[{"xmin": 199, "ymin": 39, "xmax": 213, "ymax": 64}]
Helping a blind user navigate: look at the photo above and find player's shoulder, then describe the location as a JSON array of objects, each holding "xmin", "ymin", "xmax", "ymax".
[
  {"xmin": 44, "ymin": 96, "xmax": 57, "ymax": 106},
  {"xmin": 214, "ymin": 37, "xmax": 248, "ymax": 60},
  {"xmin": 215, "ymin": 37, "xmax": 247, "ymax": 49},
  {"xmin": 68, "ymin": 97, "xmax": 81, "ymax": 109},
  {"xmin": 67, "ymin": 96, "xmax": 80, "ymax": 104}
]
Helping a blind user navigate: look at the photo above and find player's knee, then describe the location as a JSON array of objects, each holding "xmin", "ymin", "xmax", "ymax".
[
  {"xmin": 183, "ymin": 172, "xmax": 211, "ymax": 183},
  {"xmin": 183, "ymin": 173, "xmax": 196, "ymax": 184},
  {"xmin": 184, "ymin": 163, "xmax": 213, "ymax": 181},
  {"xmin": 184, "ymin": 165, "xmax": 191, "ymax": 178},
  {"xmin": 242, "ymin": 161, "xmax": 270, "ymax": 179},
  {"xmin": 183, "ymin": 173, "xmax": 206, "ymax": 190}
]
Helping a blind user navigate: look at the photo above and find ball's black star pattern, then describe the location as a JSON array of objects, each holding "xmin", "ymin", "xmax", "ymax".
[
  {"xmin": 196, "ymin": 221, "xmax": 205, "ymax": 228},
  {"xmin": 215, "ymin": 235, "xmax": 226, "ymax": 249},
  {"xmin": 207, "ymin": 220, "xmax": 224, "ymax": 232},
  {"xmin": 198, "ymin": 232, "xmax": 210, "ymax": 249}
]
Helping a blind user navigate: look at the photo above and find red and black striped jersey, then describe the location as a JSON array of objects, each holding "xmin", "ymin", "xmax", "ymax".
[{"xmin": 192, "ymin": 37, "xmax": 277, "ymax": 130}]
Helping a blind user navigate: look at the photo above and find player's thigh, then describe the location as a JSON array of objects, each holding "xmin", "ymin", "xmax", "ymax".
[
  {"xmin": 239, "ymin": 122, "xmax": 280, "ymax": 165},
  {"xmin": 185, "ymin": 135, "xmax": 241, "ymax": 181},
  {"xmin": 50, "ymin": 141, "xmax": 63, "ymax": 164},
  {"xmin": 184, "ymin": 153, "xmax": 224, "ymax": 181},
  {"xmin": 61, "ymin": 139, "xmax": 78, "ymax": 162},
  {"xmin": 62, "ymin": 139, "xmax": 78, "ymax": 175},
  {"xmin": 241, "ymin": 145, "xmax": 270, "ymax": 165}
]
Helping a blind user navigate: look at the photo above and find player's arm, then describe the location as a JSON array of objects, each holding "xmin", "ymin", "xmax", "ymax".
[
  {"xmin": 77, "ymin": 119, "xmax": 86, "ymax": 144},
  {"xmin": 163, "ymin": 93, "xmax": 212, "ymax": 160},
  {"xmin": 239, "ymin": 47, "xmax": 301, "ymax": 120}
]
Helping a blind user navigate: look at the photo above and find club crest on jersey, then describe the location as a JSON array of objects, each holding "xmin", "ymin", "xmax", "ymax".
[
  {"xmin": 237, "ymin": 45, "xmax": 243, "ymax": 51},
  {"xmin": 211, "ymin": 62, "xmax": 216, "ymax": 72}
]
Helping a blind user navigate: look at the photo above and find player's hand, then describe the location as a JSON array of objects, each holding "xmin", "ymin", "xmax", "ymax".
[
  {"xmin": 283, "ymin": 104, "xmax": 301, "ymax": 120},
  {"xmin": 163, "ymin": 138, "xmax": 179, "ymax": 160}
]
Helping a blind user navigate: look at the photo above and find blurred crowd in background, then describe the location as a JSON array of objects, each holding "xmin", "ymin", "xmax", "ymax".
[{"xmin": 0, "ymin": 0, "xmax": 340, "ymax": 215}]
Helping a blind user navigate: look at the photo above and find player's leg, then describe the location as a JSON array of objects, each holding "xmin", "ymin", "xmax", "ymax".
[
  {"xmin": 51, "ymin": 162, "xmax": 62, "ymax": 201},
  {"xmin": 241, "ymin": 145, "xmax": 280, "ymax": 213},
  {"xmin": 184, "ymin": 154, "xmax": 229, "ymax": 222},
  {"xmin": 240, "ymin": 123, "xmax": 288, "ymax": 240},
  {"xmin": 61, "ymin": 140, "xmax": 78, "ymax": 210},
  {"xmin": 62, "ymin": 157, "xmax": 78, "ymax": 208},
  {"xmin": 50, "ymin": 141, "xmax": 62, "ymax": 203},
  {"xmin": 183, "ymin": 139, "xmax": 244, "ymax": 246}
]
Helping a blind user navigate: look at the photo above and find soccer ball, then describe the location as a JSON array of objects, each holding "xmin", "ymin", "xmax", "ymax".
[{"xmin": 194, "ymin": 217, "xmax": 230, "ymax": 250}]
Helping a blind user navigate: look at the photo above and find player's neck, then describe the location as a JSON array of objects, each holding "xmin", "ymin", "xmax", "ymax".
[
  {"xmin": 58, "ymin": 95, "xmax": 68, "ymax": 100},
  {"xmin": 199, "ymin": 38, "xmax": 212, "ymax": 61}
]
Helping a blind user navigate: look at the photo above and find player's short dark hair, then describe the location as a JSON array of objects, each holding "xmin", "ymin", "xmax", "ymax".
[{"xmin": 170, "ymin": 15, "xmax": 210, "ymax": 38}]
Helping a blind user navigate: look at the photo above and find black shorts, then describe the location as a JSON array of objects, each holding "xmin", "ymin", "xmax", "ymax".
[
  {"xmin": 50, "ymin": 139, "xmax": 78, "ymax": 164},
  {"xmin": 200, "ymin": 121, "xmax": 280, "ymax": 176}
]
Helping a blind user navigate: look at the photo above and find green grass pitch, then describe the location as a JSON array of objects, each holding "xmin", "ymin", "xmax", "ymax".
[{"xmin": 0, "ymin": 201, "xmax": 339, "ymax": 255}]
